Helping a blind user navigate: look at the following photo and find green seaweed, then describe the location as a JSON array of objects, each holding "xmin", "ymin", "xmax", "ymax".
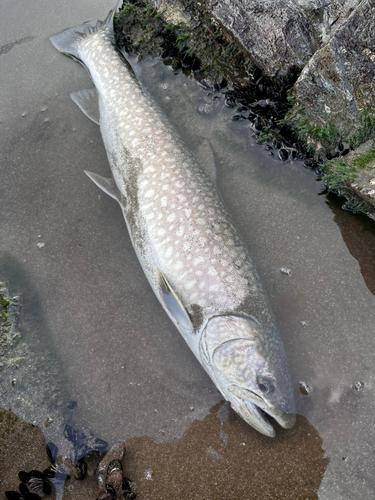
[
  {"xmin": 321, "ymin": 141, "xmax": 375, "ymax": 215},
  {"xmin": 350, "ymin": 112, "xmax": 375, "ymax": 148}
]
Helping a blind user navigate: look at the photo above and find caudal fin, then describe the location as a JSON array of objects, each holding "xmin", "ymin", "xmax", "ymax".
[{"xmin": 49, "ymin": 0, "xmax": 122, "ymax": 59}]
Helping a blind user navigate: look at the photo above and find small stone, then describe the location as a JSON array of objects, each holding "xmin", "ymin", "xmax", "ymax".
[
  {"xmin": 280, "ymin": 267, "xmax": 292, "ymax": 276},
  {"xmin": 144, "ymin": 469, "xmax": 153, "ymax": 481},
  {"xmin": 301, "ymin": 321, "xmax": 307, "ymax": 326},
  {"xmin": 354, "ymin": 381, "xmax": 364, "ymax": 391},
  {"xmin": 299, "ymin": 382, "xmax": 310, "ymax": 395},
  {"xmin": 37, "ymin": 242, "xmax": 45, "ymax": 248}
]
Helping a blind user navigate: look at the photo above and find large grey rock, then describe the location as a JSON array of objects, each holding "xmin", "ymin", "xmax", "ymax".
[
  {"xmin": 294, "ymin": 0, "xmax": 375, "ymax": 140},
  {"xmin": 205, "ymin": 0, "xmax": 317, "ymax": 77},
  {"xmin": 195, "ymin": 0, "xmax": 357, "ymax": 77}
]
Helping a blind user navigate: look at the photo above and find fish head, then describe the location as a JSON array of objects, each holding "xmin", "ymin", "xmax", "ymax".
[{"xmin": 200, "ymin": 314, "xmax": 295, "ymax": 437}]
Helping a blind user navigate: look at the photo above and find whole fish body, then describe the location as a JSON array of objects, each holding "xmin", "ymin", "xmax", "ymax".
[{"xmin": 50, "ymin": 0, "xmax": 295, "ymax": 437}]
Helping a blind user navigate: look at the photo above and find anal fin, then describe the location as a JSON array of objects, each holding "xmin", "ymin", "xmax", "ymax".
[
  {"xmin": 157, "ymin": 269, "xmax": 194, "ymax": 335},
  {"xmin": 71, "ymin": 88, "xmax": 100, "ymax": 125},
  {"xmin": 85, "ymin": 171, "xmax": 122, "ymax": 204}
]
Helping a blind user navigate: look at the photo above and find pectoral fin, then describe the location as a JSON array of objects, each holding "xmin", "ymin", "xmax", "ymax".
[
  {"xmin": 71, "ymin": 88, "xmax": 100, "ymax": 125},
  {"xmin": 157, "ymin": 269, "xmax": 194, "ymax": 335},
  {"xmin": 84, "ymin": 171, "xmax": 122, "ymax": 204}
]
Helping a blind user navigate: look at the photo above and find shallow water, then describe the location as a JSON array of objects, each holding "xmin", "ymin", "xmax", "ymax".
[{"xmin": 1, "ymin": 0, "xmax": 375, "ymax": 498}]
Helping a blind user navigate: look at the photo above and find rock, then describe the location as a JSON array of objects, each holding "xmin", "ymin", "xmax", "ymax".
[
  {"xmin": 322, "ymin": 138, "xmax": 375, "ymax": 218},
  {"xmin": 151, "ymin": 0, "xmax": 192, "ymax": 25},
  {"xmin": 202, "ymin": 0, "xmax": 317, "ymax": 77},
  {"xmin": 294, "ymin": 0, "xmax": 375, "ymax": 142}
]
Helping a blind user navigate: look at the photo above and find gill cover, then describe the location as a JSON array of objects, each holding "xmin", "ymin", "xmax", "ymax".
[{"xmin": 200, "ymin": 314, "xmax": 295, "ymax": 437}]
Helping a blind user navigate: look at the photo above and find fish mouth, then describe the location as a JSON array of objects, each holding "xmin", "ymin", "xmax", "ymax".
[{"xmin": 228, "ymin": 385, "xmax": 296, "ymax": 438}]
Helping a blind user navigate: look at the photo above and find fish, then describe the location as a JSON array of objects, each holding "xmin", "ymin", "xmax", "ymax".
[{"xmin": 50, "ymin": 0, "xmax": 296, "ymax": 437}]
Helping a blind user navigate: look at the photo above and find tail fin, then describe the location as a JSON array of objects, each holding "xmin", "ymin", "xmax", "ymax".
[{"xmin": 50, "ymin": 0, "xmax": 122, "ymax": 59}]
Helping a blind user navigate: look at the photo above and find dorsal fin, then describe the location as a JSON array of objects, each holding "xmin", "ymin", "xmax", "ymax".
[{"xmin": 157, "ymin": 269, "xmax": 194, "ymax": 335}]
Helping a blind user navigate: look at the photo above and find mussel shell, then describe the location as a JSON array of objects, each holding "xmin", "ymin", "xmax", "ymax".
[
  {"xmin": 27, "ymin": 471, "xmax": 45, "ymax": 480},
  {"xmin": 27, "ymin": 477, "xmax": 44, "ymax": 492},
  {"xmin": 225, "ymin": 98, "xmax": 236, "ymax": 108},
  {"xmin": 19, "ymin": 483, "xmax": 29, "ymax": 496},
  {"xmin": 74, "ymin": 459, "xmax": 87, "ymax": 481},
  {"xmin": 18, "ymin": 471, "xmax": 28, "ymax": 483},
  {"xmin": 5, "ymin": 492, "xmax": 22, "ymax": 500},
  {"xmin": 43, "ymin": 480, "xmax": 52, "ymax": 495},
  {"xmin": 22, "ymin": 494, "xmax": 41, "ymax": 500},
  {"xmin": 278, "ymin": 148, "xmax": 290, "ymax": 161},
  {"xmin": 303, "ymin": 159, "xmax": 318, "ymax": 170}
]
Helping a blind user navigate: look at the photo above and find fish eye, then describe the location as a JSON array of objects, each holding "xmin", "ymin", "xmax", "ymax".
[{"xmin": 257, "ymin": 375, "xmax": 276, "ymax": 394}]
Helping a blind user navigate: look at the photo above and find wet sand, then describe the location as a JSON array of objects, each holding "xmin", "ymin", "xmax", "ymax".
[{"xmin": 1, "ymin": 403, "xmax": 328, "ymax": 499}]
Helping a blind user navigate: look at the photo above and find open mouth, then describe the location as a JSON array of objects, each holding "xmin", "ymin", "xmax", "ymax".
[{"xmin": 229, "ymin": 384, "xmax": 295, "ymax": 437}]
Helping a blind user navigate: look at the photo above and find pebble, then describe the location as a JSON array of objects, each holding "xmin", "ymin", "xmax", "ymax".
[{"xmin": 280, "ymin": 267, "xmax": 292, "ymax": 276}]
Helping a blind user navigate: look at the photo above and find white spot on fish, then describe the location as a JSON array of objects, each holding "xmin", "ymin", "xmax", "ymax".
[
  {"xmin": 176, "ymin": 226, "xmax": 185, "ymax": 236},
  {"xmin": 186, "ymin": 280, "xmax": 197, "ymax": 289},
  {"xmin": 145, "ymin": 189, "xmax": 155, "ymax": 198}
]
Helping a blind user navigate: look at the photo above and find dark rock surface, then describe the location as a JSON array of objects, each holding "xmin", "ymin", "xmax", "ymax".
[
  {"xmin": 202, "ymin": 0, "xmax": 317, "ymax": 77},
  {"xmin": 294, "ymin": 0, "xmax": 375, "ymax": 141}
]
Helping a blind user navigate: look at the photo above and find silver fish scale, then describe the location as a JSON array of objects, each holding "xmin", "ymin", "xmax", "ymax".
[{"xmin": 79, "ymin": 31, "xmax": 273, "ymax": 329}]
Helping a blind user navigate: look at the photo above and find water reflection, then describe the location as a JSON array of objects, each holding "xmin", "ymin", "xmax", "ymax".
[
  {"xmin": 326, "ymin": 194, "xmax": 375, "ymax": 296},
  {"xmin": 0, "ymin": 402, "xmax": 328, "ymax": 499},
  {"xmin": 0, "ymin": 253, "xmax": 72, "ymax": 455}
]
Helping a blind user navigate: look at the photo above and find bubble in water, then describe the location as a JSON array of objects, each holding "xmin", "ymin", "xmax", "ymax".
[
  {"xmin": 299, "ymin": 382, "xmax": 310, "ymax": 396},
  {"xmin": 354, "ymin": 381, "xmax": 364, "ymax": 391},
  {"xmin": 144, "ymin": 469, "xmax": 153, "ymax": 481},
  {"xmin": 162, "ymin": 83, "xmax": 169, "ymax": 90}
]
